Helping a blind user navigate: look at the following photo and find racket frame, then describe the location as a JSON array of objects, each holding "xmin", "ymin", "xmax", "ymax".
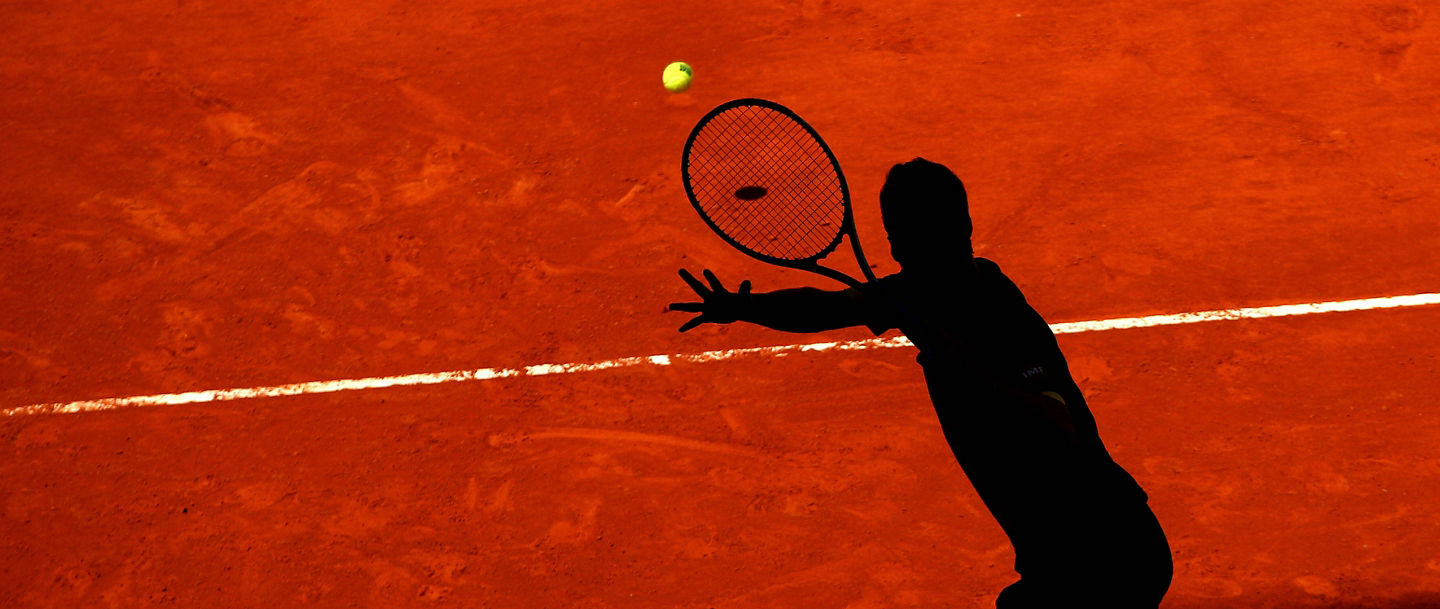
[{"xmin": 681, "ymin": 98, "xmax": 877, "ymax": 289}]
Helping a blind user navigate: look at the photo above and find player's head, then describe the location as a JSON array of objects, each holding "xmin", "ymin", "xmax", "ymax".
[{"xmin": 879, "ymin": 158, "xmax": 973, "ymax": 269}]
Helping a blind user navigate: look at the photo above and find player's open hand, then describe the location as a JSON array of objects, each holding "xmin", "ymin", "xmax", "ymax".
[{"xmin": 668, "ymin": 269, "xmax": 752, "ymax": 332}]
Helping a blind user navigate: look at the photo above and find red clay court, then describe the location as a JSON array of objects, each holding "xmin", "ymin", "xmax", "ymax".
[{"xmin": 3, "ymin": 1, "xmax": 1440, "ymax": 607}]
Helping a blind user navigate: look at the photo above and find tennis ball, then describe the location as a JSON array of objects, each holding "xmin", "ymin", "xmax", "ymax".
[{"xmin": 663, "ymin": 62, "xmax": 693, "ymax": 93}]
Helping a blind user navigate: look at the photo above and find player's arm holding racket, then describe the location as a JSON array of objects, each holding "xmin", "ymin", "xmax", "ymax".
[
  {"xmin": 675, "ymin": 99, "xmax": 930, "ymax": 344},
  {"xmin": 667, "ymin": 268, "xmax": 870, "ymax": 333}
]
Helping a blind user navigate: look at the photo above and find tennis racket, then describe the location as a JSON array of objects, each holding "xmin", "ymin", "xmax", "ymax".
[{"xmin": 681, "ymin": 98, "xmax": 876, "ymax": 289}]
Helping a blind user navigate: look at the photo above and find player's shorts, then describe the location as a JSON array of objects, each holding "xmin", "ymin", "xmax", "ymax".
[{"xmin": 998, "ymin": 500, "xmax": 1172, "ymax": 609}]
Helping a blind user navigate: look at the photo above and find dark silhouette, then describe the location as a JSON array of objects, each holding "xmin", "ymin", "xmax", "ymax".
[{"xmin": 670, "ymin": 158, "xmax": 1173, "ymax": 608}]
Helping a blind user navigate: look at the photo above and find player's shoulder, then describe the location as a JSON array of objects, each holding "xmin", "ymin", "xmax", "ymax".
[
  {"xmin": 969, "ymin": 257, "xmax": 1038, "ymax": 317},
  {"xmin": 974, "ymin": 257, "xmax": 1020, "ymax": 291}
]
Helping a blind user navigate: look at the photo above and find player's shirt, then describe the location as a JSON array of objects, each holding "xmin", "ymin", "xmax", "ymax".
[
  {"xmin": 848, "ymin": 259, "xmax": 1071, "ymax": 392},
  {"xmin": 847, "ymin": 257, "xmax": 1150, "ymax": 573}
]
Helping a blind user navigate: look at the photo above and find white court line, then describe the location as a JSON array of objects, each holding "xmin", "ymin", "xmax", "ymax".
[{"xmin": 6, "ymin": 292, "xmax": 1439, "ymax": 417}]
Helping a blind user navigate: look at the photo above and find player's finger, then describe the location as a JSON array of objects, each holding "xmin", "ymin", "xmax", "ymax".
[
  {"xmin": 668, "ymin": 301, "xmax": 704, "ymax": 312},
  {"xmin": 678, "ymin": 314, "xmax": 707, "ymax": 332},
  {"xmin": 703, "ymin": 269, "xmax": 729, "ymax": 293},
  {"xmin": 678, "ymin": 268, "xmax": 709, "ymax": 296},
  {"xmin": 738, "ymin": 280, "xmax": 751, "ymax": 296}
]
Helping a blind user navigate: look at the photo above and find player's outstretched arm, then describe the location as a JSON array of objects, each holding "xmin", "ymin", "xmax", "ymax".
[{"xmin": 668, "ymin": 268, "xmax": 867, "ymax": 334}]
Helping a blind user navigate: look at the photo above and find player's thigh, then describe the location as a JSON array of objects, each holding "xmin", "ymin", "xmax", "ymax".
[
  {"xmin": 1075, "ymin": 503, "xmax": 1173, "ymax": 606},
  {"xmin": 996, "ymin": 573, "xmax": 1167, "ymax": 609},
  {"xmin": 1004, "ymin": 505, "xmax": 1172, "ymax": 608}
]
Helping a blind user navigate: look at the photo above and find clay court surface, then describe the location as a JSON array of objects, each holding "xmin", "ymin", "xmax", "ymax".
[{"xmin": 4, "ymin": 0, "xmax": 1440, "ymax": 607}]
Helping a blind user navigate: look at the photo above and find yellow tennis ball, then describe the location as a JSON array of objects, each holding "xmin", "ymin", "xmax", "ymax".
[{"xmin": 663, "ymin": 62, "xmax": 693, "ymax": 93}]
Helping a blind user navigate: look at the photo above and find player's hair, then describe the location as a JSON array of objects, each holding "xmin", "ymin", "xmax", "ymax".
[{"xmin": 879, "ymin": 158, "xmax": 973, "ymax": 256}]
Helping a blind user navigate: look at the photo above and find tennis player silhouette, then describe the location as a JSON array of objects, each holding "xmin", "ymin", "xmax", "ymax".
[{"xmin": 669, "ymin": 158, "xmax": 1172, "ymax": 608}]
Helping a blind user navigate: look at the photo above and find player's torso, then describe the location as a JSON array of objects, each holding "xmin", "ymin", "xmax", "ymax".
[
  {"xmin": 896, "ymin": 260, "xmax": 1150, "ymax": 505},
  {"xmin": 895, "ymin": 259, "xmax": 1067, "ymax": 394}
]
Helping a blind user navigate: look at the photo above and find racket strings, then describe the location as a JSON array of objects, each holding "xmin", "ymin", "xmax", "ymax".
[
  {"xmin": 740, "ymin": 112, "xmax": 841, "ymax": 255},
  {"xmin": 686, "ymin": 104, "xmax": 846, "ymax": 261}
]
